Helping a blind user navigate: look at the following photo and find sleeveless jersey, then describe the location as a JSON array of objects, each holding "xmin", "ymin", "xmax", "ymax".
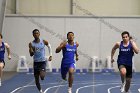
[
  {"xmin": 62, "ymin": 42, "xmax": 77, "ymax": 64},
  {"xmin": 31, "ymin": 39, "xmax": 46, "ymax": 62},
  {"xmin": 117, "ymin": 41, "xmax": 134, "ymax": 66},
  {"xmin": 0, "ymin": 42, "xmax": 5, "ymax": 60}
]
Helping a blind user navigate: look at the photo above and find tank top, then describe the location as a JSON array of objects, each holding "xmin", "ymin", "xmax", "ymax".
[
  {"xmin": 62, "ymin": 42, "xmax": 77, "ymax": 64},
  {"xmin": 31, "ymin": 39, "xmax": 46, "ymax": 62},
  {"xmin": 0, "ymin": 42, "xmax": 5, "ymax": 60},
  {"xmin": 117, "ymin": 41, "xmax": 134, "ymax": 66}
]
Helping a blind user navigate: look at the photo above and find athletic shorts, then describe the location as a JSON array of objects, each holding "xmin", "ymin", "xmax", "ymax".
[
  {"xmin": 118, "ymin": 64, "xmax": 132, "ymax": 78},
  {"xmin": 34, "ymin": 61, "xmax": 46, "ymax": 74},
  {"xmin": 0, "ymin": 59, "xmax": 5, "ymax": 68},
  {"xmin": 61, "ymin": 63, "xmax": 76, "ymax": 79}
]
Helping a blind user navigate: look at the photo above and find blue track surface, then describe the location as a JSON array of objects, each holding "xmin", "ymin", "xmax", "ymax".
[{"xmin": 0, "ymin": 72, "xmax": 140, "ymax": 93}]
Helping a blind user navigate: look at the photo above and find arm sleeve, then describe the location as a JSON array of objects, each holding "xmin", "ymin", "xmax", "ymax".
[{"xmin": 47, "ymin": 43, "xmax": 52, "ymax": 56}]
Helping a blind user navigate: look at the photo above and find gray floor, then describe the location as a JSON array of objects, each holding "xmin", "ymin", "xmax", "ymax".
[{"xmin": 2, "ymin": 71, "xmax": 17, "ymax": 81}]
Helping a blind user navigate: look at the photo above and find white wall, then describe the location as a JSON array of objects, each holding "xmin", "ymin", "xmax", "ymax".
[
  {"xmin": 2, "ymin": 15, "xmax": 140, "ymax": 71},
  {"xmin": 0, "ymin": 0, "xmax": 7, "ymax": 33},
  {"xmin": 16, "ymin": 0, "xmax": 71, "ymax": 15},
  {"xmin": 73, "ymin": 0, "xmax": 140, "ymax": 16},
  {"xmin": 6, "ymin": 0, "xmax": 140, "ymax": 16},
  {"xmin": 6, "ymin": 0, "xmax": 16, "ymax": 14}
]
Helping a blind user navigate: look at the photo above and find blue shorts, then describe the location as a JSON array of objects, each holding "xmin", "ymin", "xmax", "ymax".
[
  {"xmin": 33, "ymin": 61, "xmax": 46, "ymax": 74},
  {"xmin": 61, "ymin": 63, "xmax": 76, "ymax": 79}
]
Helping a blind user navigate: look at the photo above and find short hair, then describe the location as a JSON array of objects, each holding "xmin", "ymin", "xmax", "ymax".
[
  {"xmin": 67, "ymin": 32, "xmax": 74, "ymax": 37},
  {"xmin": 32, "ymin": 29, "xmax": 40, "ymax": 34},
  {"xmin": 0, "ymin": 33, "xmax": 3, "ymax": 39},
  {"xmin": 121, "ymin": 31, "xmax": 130, "ymax": 37}
]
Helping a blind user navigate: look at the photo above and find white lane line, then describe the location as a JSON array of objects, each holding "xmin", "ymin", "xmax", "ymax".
[
  {"xmin": 10, "ymin": 79, "xmax": 34, "ymax": 93},
  {"xmin": 10, "ymin": 80, "xmax": 123, "ymax": 93},
  {"xmin": 108, "ymin": 85, "xmax": 120, "ymax": 93},
  {"xmin": 76, "ymin": 83, "xmax": 120, "ymax": 93},
  {"xmin": 44, "ymin": 85, "xmax": 66, "ymax": 93},
  {"xmin": 44, "ymin": 82, "xmax": 95, "ymax": 93},
  {"xmin": 108, "ymin": 84, "xmax": 140, "ymax": 93},
  {"xmin": 76, "ymin": 85, "xmax": 98, "ymax": 93},
  {"xmin": 10, "ymin": 85, "xmax": 36, "ymax": 93},
  {"xmin": 10, "ymin": 80, "xmax": 94, "ymax": 93},
  {"xmin": 53, "ymin": 80, "xmax": 66, "ymax": 93},
  {"xmin": 138, "ymin": 88, "xmax": 140, "ymax": 93}
]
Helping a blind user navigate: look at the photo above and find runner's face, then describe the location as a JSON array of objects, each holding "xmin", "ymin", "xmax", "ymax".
[
  {"xmin": 67, "ymin": 33, "xmax": 74, "ymax": 41},
  {"xmin": 122, "ymin": 34, "xmax": 129, "ymax": 42},
  {"xmin": 33, "ymin": 31, "xmax": 40, "ymax": 40}
]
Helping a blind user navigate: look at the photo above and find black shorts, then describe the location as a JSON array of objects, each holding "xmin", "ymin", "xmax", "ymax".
[
  {"xmin": 0, "ymin": 59, "xmax": 5, "ymax": 68},
  {"xmin": 118, "ymin": 64, "xmax": 132, "ymax": 78},
  {"xmin": 33, "ymin": 61, "xmax": 46, "ymax": 75}
]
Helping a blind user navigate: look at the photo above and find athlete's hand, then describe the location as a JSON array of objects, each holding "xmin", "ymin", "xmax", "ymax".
[
  {"xmin": 56, "ymin": 41, "xmax": 67, "ymax": 53},
  {"xmin": 60, "ymin": 40, "xmax": 67, "ymax": 48},
  {"xmin": 111, "ymin": 58, "xmax": 114, "ymax": 63},
  {"xmin": 76, "ymin": 56, "xmax": 79, "ymax": 61},
  {"xmin": 130, "ymin": 39, "xmax": 134, "ymax": 44},
  {"xmin": 8, "ymin": 55, "xmax": 11, "ymax": 60},
  {"xmin": 130, "ymin": 36, "xmax": 136, "ymax": 43},
  {"xmin": 30, "ymin": 46, "xmax": 35, "ymax": 56},
  {"xmin": 31, "ymin": 46, "xmax": 35, "ymax": 52},
  {"xmin": 48, "ymin": 56, "xmax": 52, "ymax": 61}
]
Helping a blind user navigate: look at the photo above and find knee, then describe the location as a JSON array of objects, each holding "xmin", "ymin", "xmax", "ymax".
[
  {"xmin": 69, "ymin": 68, "xmax": 74, "ymax": 73},
  {"xmin": 40, "ymin": 76, "xmax": 45, "ymax": 80},
  {"xmin": 40, "ymin": 71, "xmax": 45, "ymax": 80},
  {"xmin": 120, "ymin": 69, "xmax": 126, "ymax": 76},
  {"xmin": 0, "ymin": 64, "xmax": 4, "ymax": 69},
  {"xmin": 121, "ymin": 72, "xmax": 126, "ymax": 76},
  {"xmin": 0, "ymin": 66, "xmax": 3, "ymax": 70},
  {"xmin": 69, "ymin": 70, "xmax": 74, "ymax": 75}
]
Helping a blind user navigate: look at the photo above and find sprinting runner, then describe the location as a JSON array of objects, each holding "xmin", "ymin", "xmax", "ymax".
[
  {"xmin": 0, "ymin": 33, "xmax": 11, "ymax": 86},
  {"xmin": 56, "ymin": 32, "xmax": 79, "ymax": 93},
  {"xmin": 111, "ymin": 31, "xmax": 139, "ymax": 93},
  {"xmin": 29, "ymin": 29, "xmax": 52, "ymax": 93}
]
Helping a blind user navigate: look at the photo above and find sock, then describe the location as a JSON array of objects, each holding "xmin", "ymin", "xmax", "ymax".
[
  {"xmin": 40, "ymin": 89, "xmax": 43, "ymax": 92},
  {"xmin": 68, "ymin": 87, "xmax": 72, "ymax": 90}
]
